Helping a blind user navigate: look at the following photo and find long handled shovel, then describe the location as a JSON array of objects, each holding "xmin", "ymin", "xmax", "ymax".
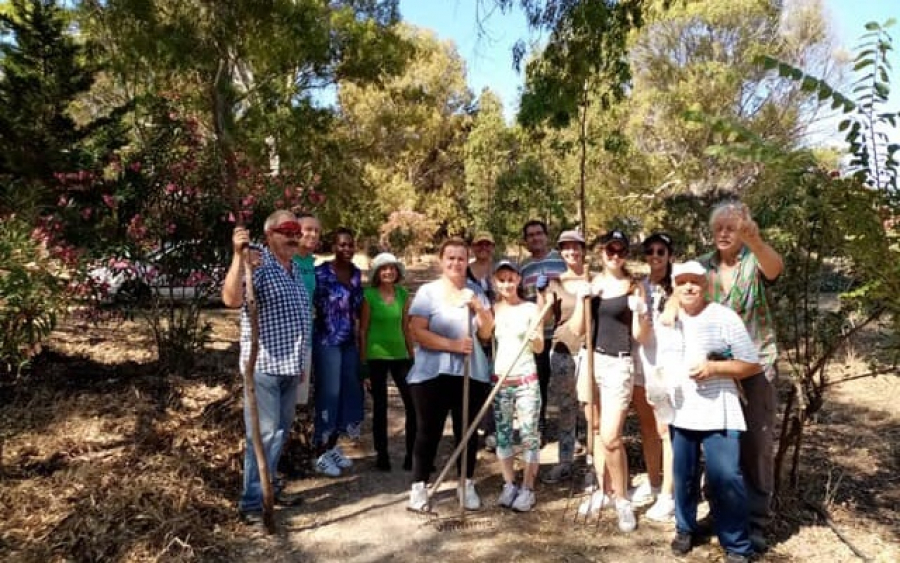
[
  {"xmin": 457, "ymin": 308, "xmax": 473, "ymax": 526},
  {"xmin": 423, "ymin": 301, "xmax": 554, "ymax": 519},
  {"xmin": 569, "ymin": 294, "xmax": 598, "ymax": 524}
]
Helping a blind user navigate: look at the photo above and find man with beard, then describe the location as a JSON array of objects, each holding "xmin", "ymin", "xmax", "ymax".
[{"xmin": 223, "ymin": 210, "xmax": 314, "ymax": 524}]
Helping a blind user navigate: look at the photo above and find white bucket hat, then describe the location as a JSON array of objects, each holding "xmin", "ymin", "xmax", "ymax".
[{"xmin": 370, "ymin": 252, "xmax": 405, "ymax": 281}]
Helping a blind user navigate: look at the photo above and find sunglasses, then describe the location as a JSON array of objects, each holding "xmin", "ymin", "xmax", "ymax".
[
  {"xmin": 269, "ymin": 221, "xmax": 303, "ymax": 237},
  {"xmin": 604, "ymin": 246, "xmax": 628, "ymax": 258},
  {"xmin": 644, "ymin": 247, "xmax": 668, "ymax": 257}
]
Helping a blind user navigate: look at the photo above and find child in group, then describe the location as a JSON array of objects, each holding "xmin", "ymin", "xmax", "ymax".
[{"xmin": 491, "ymin": 260, "xmax": 544, "ymax": 512}]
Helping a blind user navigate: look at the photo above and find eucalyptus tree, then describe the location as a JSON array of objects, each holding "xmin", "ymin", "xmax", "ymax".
[{"xmin": 338, "ymin": 25, "xmax": 473, "ymax": 238}]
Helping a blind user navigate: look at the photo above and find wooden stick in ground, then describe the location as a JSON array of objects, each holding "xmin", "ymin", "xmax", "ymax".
[
  {"xmin": 241, "ymin": 252, "xmax": 275, "ymax": 532},
  {"xmin": 458, "ymin": 309, "xmax": 472, "ymax": 520},
  {"xmin": 584, "ymin": 294, "xmax": 595, "ymax": 473},
  {"xmin": 427, "ymin": 302, "xmax": 554, "ymax": 504}
]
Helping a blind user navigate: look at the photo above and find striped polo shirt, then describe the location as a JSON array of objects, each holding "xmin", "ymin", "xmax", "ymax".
[{"xmin": 655, "ymin": 302, "xmax": 759, "ymax": 432}]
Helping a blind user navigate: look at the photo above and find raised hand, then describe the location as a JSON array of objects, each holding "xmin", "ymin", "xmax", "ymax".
[{"xmin": 232, "ymin": 227, "xmax": 250, "ymax": 254}]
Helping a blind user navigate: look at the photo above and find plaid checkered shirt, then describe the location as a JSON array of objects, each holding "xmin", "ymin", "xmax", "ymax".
[{"xmin": 239, "ymin": 247, "xmax": 313, "ymax": 377}]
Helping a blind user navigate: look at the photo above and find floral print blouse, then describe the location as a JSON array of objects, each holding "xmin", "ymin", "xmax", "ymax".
[{"xmin": 313, "ymin": 261, "xmax": 363, "ymax": 346}]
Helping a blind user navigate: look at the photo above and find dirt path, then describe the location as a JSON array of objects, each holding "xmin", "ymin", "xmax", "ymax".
[{"xmin": 2, "ymin": 305, "xmax": 897, "ymax": 562}]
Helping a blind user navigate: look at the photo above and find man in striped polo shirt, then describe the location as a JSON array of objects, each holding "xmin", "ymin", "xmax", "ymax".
[
  {"xmin": 658, "ymin": 261, "xmax": 760, "ymax": 563},
  {"xmin": 519, "ymin": 220, "xmax": 567, "ymax": 438},
  {"xmin": 699, "ymin": 201, "xmax": 783, "ymax": 551}
]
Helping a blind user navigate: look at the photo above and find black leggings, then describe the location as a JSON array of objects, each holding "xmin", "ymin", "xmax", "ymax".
[
  {"xmin": 369, "ymin": 359, "xmax": 415, "ymax": 459},
  {"xmin": 409, "ymin": 374, "xmax": 490, "ymax": 483},
  {"xmin": 535, "ymin": 345, "xmax": 551, "ymax": 427}
]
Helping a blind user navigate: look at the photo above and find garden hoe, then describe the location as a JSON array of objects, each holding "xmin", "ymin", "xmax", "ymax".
[
  {"xmin": 564, "ymin": 294, "xmax": 601, "ymax": 526},
  {"xmin": 415, "ymin": 302, "xmax": 553, "ymax": 532}
]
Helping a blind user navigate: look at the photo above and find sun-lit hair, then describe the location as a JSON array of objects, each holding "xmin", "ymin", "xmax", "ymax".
[
  {"xmin": 709, "ymin": 200, "xmax": 748, "ymax": 227},
  {"xmin": 438, "ymin": 236, "xmax": 468, "ymax": 258},
  {"xmin": 264, "ymin": 209, "xmax": 296, "ymax": 231}
]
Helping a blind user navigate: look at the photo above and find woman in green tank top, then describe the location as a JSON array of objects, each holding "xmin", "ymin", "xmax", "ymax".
[{"xmin": 360, "ymin": 253, "xmax": 416, "ymax": 471}]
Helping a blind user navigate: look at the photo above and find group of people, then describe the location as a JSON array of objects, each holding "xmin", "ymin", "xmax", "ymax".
[{"xmin": 222, "ymin": 201, "xmax": 782, "ymax": 563}]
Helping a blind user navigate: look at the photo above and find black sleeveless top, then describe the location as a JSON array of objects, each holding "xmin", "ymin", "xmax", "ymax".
[{"xmin": 591, "ymin": 294, "xmax": 632, "ymax": 355}]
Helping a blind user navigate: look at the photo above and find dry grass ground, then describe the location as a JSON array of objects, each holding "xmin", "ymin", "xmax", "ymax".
[{"xmin": 1, "ymin": 259, "xmax": 897, "ymax": 562}]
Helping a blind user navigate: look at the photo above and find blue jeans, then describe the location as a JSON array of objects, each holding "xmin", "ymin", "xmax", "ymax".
[
  {"xmin": 239, "ymin": 372, "xmax": 299, "ymax": 512},
  {"xmin": 313, "ymin": 342, "xmax": 364, "ymax": 446},
  {"xmin": 671, "ymin": 426, "xmax": 752, "ymax": 557}
]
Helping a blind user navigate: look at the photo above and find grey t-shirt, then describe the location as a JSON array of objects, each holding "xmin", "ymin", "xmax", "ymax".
[{"xmin": 406, "ymin": 279, "xmax": 491, "ymax": 384}]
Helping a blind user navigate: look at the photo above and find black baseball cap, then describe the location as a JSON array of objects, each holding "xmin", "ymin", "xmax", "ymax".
[
  {"xmin": 599, "ymin": 229, "xmax": 630, "ymax": 248},
  {"xmin": 642, "ymin": 232, "xmax": 674, "ymax": 252}
]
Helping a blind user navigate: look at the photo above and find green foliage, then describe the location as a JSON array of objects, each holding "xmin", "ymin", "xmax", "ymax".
[
  {"xmin": 378, "ymin": 209, "xmax": 439, "ymax": 261},
  {"xmin": 760, "ymin": 19, "xmax": 899, "ymax": 195},
  {"xmin": 0, "ymin": 0, "xmax": 99, "ymax": 196},
  {"xmin": 687, "ymin": 19, "xmax": 900, "ymax": 490},
  {"xmin": 0, "ymin": 213, "xmax": 71, "ymax": 376},
  {"xmin": 338, "ymin": 25, "xmax": 471, "ymax": 238}
]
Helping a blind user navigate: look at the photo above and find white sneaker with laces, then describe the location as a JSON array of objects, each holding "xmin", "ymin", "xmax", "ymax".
[
  {"xmin": 461, "ymin": 479, "xmax": 481, "ymax": 510},
  {"xmin": 645, "ymin": 493, "xmax": 675, "ymax": 522},
  {"xmin": 408, "ymin": 481, "xmax": 428, "ymax": 512},
  {"xmin": 577, "ymin": 487, "xmax": 611, "ymax": 516},
  {"xmin": 629, "ymin": 480, "xmax": 660, "ymax": 505},
  {"xmin": 615, "ymin": 498, "xmax": 637, "ymax": 532},
  {"xmin": 497, "ymin": 482, "xmax": 519, "ymax": 508},
  {"xmin": 315, "ymin": 453, "xmax": 341, "ymax": 477},
  {"xmin": 326, "ymin": 445, "xmax": 353, "ymax": 469},
  {"xmin": 511, "ymin": 487, "xmax": 536, "ymax": 512}
]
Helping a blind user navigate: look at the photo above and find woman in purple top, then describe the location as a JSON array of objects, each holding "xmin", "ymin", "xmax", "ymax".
[{"xmin": 312, "ymin": 227, "xmax": 364, "ymax": 477}]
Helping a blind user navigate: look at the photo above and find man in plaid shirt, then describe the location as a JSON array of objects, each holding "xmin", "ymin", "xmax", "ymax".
[{"xmin": 222, "ymin": 210, "xmax": 313, "ymax": 525}]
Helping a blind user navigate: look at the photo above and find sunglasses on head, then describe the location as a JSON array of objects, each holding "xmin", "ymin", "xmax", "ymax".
[
  {"xmin": 269, "ymin": 221, "xmax": 303, "ymax": 237},
  {"xmin": 604, "ymin": 246, "xmax": 628, "ymax": 258},
  {"xmin": 644, "ymin": 247, "xmax": 668, "ymax": 257}
]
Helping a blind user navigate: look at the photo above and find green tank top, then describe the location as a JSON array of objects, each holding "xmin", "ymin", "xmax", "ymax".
[{"xmin": 364, "ymin": 286, "xmax": 410, "ymax": 360}]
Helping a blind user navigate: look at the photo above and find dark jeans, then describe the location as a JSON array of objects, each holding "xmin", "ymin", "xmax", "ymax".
[
  {"xmin": 369, "ymin": 359, "xmax": 415, "ymax": 460},
  {"xmin": 740, "ymin": 372, "xmax": 777, "ymax": 530},
  {"xmin": 409, "ymin": 374, "xmax": 490, "ymax": 483},
  {"xmin": 672, "ymin": 426, "xmax": 752, "ymax": 557},
  {"xmin": 535, "ymin": 344, "xmax": 552, "ymax": 428}
]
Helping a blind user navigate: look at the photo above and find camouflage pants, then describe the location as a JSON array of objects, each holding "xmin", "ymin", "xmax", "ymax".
[
  {"xmin": 549, "ymin": 350, "xmax": 579, "ymax": 464},
  {"xmin": 493, "ymin": 380, "xmax": 542, "ymax": 463}
]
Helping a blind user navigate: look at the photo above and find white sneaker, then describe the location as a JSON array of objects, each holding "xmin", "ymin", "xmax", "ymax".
[
  {"xmin": 326, "ymin": 445, "xmax": 353, "ymax": 469},
  {"xmin": 577, "ymin": 488, "xmax": 611, "ymax": 516},
  {"xmin": 616, "ymin": 498, "xmax": 637, "ymax": 532},
  {"xmin": 629, "ymin": 481, "xmax": 660, "ymax": 505},
  {"xmin": 461, "ymin": 479, "xmax": 481, "ymax": 511},
  {"xmin": 645, "ymin": 494, "xmax": 675, "ymax": 522},
  {"xmin": 408, "ymin": 481, "xmax": 428, "ymax": 512},
  {"xmin": 497, "ymin": 482, "xmax": 519, "ymax": 508},
  {"xmin": 511, "ymin": 487, "xmax": 536, "ymax": 512},
  {"xmin": 314, "ymin": 453, "xmax": 341, "ymax": 477}
]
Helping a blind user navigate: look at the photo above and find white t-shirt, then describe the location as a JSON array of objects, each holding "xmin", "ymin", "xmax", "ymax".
[
  {"xmin": 493, "ymin": 301, "xmax": 539, "ymax": 377},
  {"xmin": 655, "ymin": 302, "xmax": 759, "ymax": 431}
]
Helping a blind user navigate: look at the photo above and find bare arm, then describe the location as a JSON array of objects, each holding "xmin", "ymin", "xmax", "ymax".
[
  {"xmin": 737, "ymin": 205, "xmax": 783, "ymax": 281},
  {"xmin": 691, "ymin": 359, "xmax": 762, "ymax": 381},
  {"xmin": 359, "ymin": 299, "xmax": 371, "ymax": 362},
  {"xmin": 221, "ymin": 227, "xmax": 250, "ymax": 308},
  {"xmin": 745, "ymin": 237, "xmax": 783, "ymax": 281},
  {"xmin": 402, "ymin": 298, "xmax": 414, "ymax": 358}
]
